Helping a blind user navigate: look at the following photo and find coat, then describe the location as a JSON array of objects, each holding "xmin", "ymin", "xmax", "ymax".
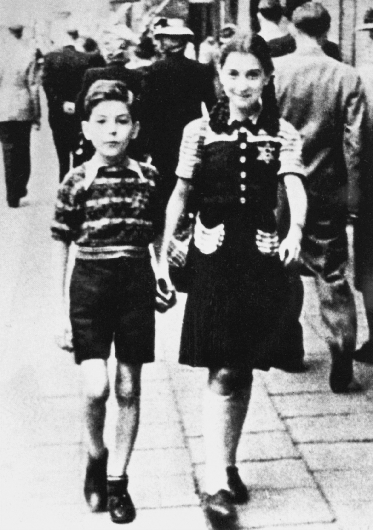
[
  {"xmin": 140, "ymin": 51, "xmax": 216, "ymax": 175},
  {"xmin": 274, "ymin": 47, "xmax": 367, "ymax": 223},
  {"xmin": 42, "ymin": 46, "xmax": 105, "ymax": 121},
  {"xmin": 0, "ymin": 37, "xmax": 40, "ymax": 123}
]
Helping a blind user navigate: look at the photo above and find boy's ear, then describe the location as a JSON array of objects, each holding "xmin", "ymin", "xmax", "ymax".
[
  {"xmin": 131, "ymin": 121, "xmax": 140, "ymax": 140},
  {"xmin": 81, "ymin": 120, "xmax": 91, "ymax": 141}
]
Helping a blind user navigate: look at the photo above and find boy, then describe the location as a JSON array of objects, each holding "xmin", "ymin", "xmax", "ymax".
[{"xmin": 52, "ymin": 80, "xmax": 166, "ymax": 523}]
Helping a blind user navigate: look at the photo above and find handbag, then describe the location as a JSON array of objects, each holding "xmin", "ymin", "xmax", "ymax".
[{"xmin": 167, "ymin": 118, "xmax": 208, "ymax": 292}]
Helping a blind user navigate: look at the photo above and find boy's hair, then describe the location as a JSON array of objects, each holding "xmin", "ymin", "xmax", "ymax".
[
  {"xmin": 83, "ymin": 80, "xmax": 139, "ymax": 121},
  {"xmin": 292, "ymin": 2, "xmax": 331, "ymax": 37}
]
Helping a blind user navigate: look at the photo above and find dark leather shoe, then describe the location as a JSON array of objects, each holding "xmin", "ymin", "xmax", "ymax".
[
  {"xmin": 354, "ymin": 341, "xmax": 373, "ymax": 364},
  {"xmin": 107, "ymin": 476, "xmax": 136, "ymax": 524},
  {"xmin": 84, "ymin": 448, "xmax": 108, "ymax": 512},
  {"xmin": 8, "ymin": 198, "xmax": 20, "ymax": 208},
  {"xmin": 226, "ymin": 465, "xmax": 249, "ymax": 503},
  {"xmin": 201, "ymin": 489, "xmax": 236, "ymax": 521}
]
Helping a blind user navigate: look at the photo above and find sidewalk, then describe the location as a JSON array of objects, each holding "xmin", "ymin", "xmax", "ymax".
[{"xmin": 1, "ymin": 120, "xmax": 373, "ymax": 530}]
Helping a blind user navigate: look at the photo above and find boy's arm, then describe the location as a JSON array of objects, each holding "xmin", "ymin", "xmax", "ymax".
[
  {"xmin": 52, "ymin": 239, "xmax": 71, "ymax": 319},
  {"xmin": 279, "ymin": 174, "xmax": 307, "ymax": 265}
]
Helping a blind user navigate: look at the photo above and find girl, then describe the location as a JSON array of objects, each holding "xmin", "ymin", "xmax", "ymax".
[{"xmin": 157, "ymin": 32, "xmax": 307, "ymax": 521}]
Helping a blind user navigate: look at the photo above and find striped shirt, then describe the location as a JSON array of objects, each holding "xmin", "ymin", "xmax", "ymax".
[{"xmin": 51, "ymin": 157, "xmax": 159, "ymax": 260}]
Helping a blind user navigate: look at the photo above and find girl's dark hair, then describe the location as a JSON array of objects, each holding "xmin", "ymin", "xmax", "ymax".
[
  {"xmin": 83, "ymin": 80, "xmax": 139, "ymax": 121},
  {"xmin": 210, "ymin": 32, "xmax": 280, "ymax": 136}
]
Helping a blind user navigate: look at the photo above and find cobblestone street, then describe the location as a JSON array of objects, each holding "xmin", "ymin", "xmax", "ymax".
[{"xmin": 1, "ymin": 99, "xmax": 373, "ymax": 529}]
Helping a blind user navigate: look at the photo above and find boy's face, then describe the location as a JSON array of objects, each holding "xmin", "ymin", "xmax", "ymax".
[{"xmin": 82, "ymin": 100, "xmax": 139, "ymax": 164}]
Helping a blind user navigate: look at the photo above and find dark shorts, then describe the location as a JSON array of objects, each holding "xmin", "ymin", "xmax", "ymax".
[{"xmin": 70, "ymin": 257, "xmax": 156, "ymax": 365}]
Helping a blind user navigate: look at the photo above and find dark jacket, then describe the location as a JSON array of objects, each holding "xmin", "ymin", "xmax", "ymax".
[
  {"xmin": 42, "ymin": 46, "xmax": 105, "ymax": 119},
  {"xmin": 75, "ymin": 61, "xmax": 144, "ymax": 119},
  {"xmin": 275, "ymin": 47, "xmax": 367, "ymax": 224},
  {"xmin": 140, "ymin": 52, "xmax": 216, "ymax": 175},
  {"xmin": 268, "ymin": 33, "xmax": 341, "ymax": 61}
]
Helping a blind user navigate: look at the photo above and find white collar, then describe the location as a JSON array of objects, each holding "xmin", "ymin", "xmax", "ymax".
[{"xmin": 83, "ymin": 154, "xmax": 145, "ymax": 191}]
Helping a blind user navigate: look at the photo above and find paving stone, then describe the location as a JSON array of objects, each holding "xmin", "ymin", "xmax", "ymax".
[
  {"xmin": 188, "ymin": 430, "xmax": 298, "ymax": 465},
  {"xmin": 273, "ymin": 392, "xmax": 373, "ymax": 418},
  {"xmin": 263, "ymin": 360, "xmax": 331, "ymax": 395},
  {"xmin": 194, "ymin": 459, "xmax": 315, "ymax": 491},
  {"xmin": 135, "ymin": 420, "xmax": 185, "ymax": 450},
  {"xmin": 332, "ymin": 502, "xmax": 373, "ymax": 530},
  {"xmin": 130, "ymin": 473, "xmax": 198, "ymax": 508},
  {"xmin": 235, "ymin": 488, "xmax": 334, "ymax": 528},
  {"xmin": 315, "ymin": 469, "xmax": 373, "ymax": 504},
  {"xmin": 286, "ymin": 413, "xmax": 373, "ymax": 443},
  {"xmin": 140, "ymin": 396, "xmax": 180, "ymax": 425},
  {"xmin": 298, "ymin": 442, "xmax": 373, "ymax": 471},
  {"xmin": 253, "ymin": 523, "xmax": 341, "ymax": 530},
  {"xmin": 130, "ymin": 447, "xmax": 192, "ymax": 477}
]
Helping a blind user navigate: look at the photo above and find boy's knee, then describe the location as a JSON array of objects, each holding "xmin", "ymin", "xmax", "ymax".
[
  {"xmin": 115, "ymin": 379, "xmax": 141, "ymax": 406},
  {"xmin": 85, "ymin": 381, "xmax": 110, "ymax": 404}
]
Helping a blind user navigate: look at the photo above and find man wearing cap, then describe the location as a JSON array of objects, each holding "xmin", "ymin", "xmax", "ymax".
[
  {"xmin": 274, "ymin": 2, "xmax": 368, "ymax": 393},
  {"xmin": 141, "ymin": 20, "xmax": 216, "ymax": 214},
  {"xmin": 353, "ymin": 9, "xmax": 373, "ymax": 364},
  {"xmin": 42, "ymin": 27, "xmax": 105, "ymax": 182},
  {"xmin": 0, "ymin": 23, "xmax": 40, "ymax": 207}
]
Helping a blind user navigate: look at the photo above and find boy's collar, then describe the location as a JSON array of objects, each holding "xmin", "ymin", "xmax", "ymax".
[{"xmin": 83, "ymin": 154, "xmax": 145, "ymax": 190}]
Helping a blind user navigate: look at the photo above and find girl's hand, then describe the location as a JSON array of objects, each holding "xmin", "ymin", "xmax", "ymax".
[
  {"xmin": 194, "ymin": 215, "xmax": 225, "ymax": 255},
  {"xmin": 256, "ymin": 230, "xmax": 279, "ymax": 256},
  {"xmin": 279, "ymin": 226, "xmax": 302, "ymax": 266}
]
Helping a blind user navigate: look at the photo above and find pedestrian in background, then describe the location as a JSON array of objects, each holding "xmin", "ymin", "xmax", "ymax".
[
  {"xmin": 42, "ymin": 25, "xmax": 105, "ymax": 182},
  {"xmin": 274, "ymin": 2, "xmax": 368, "ymax": 392},
  {"xmin": 353, "ymin": 9, "xmax": 373, "ymax": 364},
  {"xmin": 141, "ymin": 21, "xmax": 216, "ymax": 216},
  {"xmin": 0, "ymin": 23, "xmax": 40, "ymax": 208},
  {"xmin": 52, "ymin": 80, "xmax": 167, "ymax": 524},
  {"xmin": 157, "ymin": 32, "xmax": 307, "ymax": 523}
]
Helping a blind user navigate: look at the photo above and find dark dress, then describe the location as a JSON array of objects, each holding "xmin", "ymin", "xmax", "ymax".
[{"xmin": 176, "ymin": 117, "xmax": 305, "ymax": 370}]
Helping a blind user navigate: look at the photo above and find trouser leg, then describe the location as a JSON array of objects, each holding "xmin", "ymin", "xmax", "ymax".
[
  {"xmin": 315, "ymin": 265, "xmax": 357, "ymax": 390},
  {"xmin": 50, "ymin": 115, "xmax": 80, "ymax": 182},
  {"xmin": 273, "ymin": 268, "xmax": 305, "ymax": 370},
  {"xmin": 0, "ymin": 121, "xmax": 32, "ymax": 204}
]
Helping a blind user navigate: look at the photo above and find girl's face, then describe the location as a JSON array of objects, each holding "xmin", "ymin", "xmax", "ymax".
[
  {"xmin": 82, "ymin": 100, "xmax": 139, "ymax": 164},
  {"xmin": 219, "ymin": 52, "xmax": 270, "ymax": 115}
]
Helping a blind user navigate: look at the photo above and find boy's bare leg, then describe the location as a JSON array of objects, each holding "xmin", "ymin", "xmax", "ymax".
[
  {"xmin": 81, "ymin": 359, "xmax": 110, "ymax": 458},
  {"xmin": 107, "ymin": 362, "xmax": 142, "ymax": 477}
]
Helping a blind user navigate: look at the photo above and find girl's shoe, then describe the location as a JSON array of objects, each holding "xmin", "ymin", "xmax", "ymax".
[
  {"xmin": 84, "ymin": 448, "xmax": 108, "ymax": 512},
  {"xmin": 226, "ymin": 465, "xmax": 250, "ymax": 503},
  {"xmin": 201, "ymin": 489, "xmax": 236, "ymax": 521},
  {"xmin": 107, "ymin": 476, "xmax": 136, "ymax": 524}
]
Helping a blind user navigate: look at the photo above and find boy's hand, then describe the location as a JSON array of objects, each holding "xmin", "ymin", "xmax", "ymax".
[
  {"xmin": 155, "ymin": 260, "xmax": 176, "ymax": 313},
  {"xmin": 55, "ymin": 315, "xmax": 74, "ymax": 352},
  {"xmin": 155, "ymin": 278, "xmax": 176, "ymax": 313},
  {"xmin": 256, "ymin": 230, "xmax": 279, "ymax": 256}
]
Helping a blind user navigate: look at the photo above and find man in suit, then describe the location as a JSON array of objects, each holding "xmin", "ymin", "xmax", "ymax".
[
  {"xmin": 274, "ymin": 2, "xmax": 367, "ymax": 393},
  {"xmin": 42, "ymin": 27, "xmax": 105, "ymax": 181},
  {"xmin": 274, "ymin": 0, "xmax": 342, "ymax": 60},
  {"xmin": 0, "ymin": 23, "xmax": 40, "ymax": 207},
  {"xmin": 141, "ymin": 22, "xmax": 216, "ymax": 211}
]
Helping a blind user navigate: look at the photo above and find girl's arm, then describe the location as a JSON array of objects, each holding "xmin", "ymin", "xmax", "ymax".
[
  {"xmin": 157, "ymin": 178, "xmax": 193, "ymax": 287},
  {"xmin": 279, "ymin": 174, "xmax": 307, "ymax": 265}
]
